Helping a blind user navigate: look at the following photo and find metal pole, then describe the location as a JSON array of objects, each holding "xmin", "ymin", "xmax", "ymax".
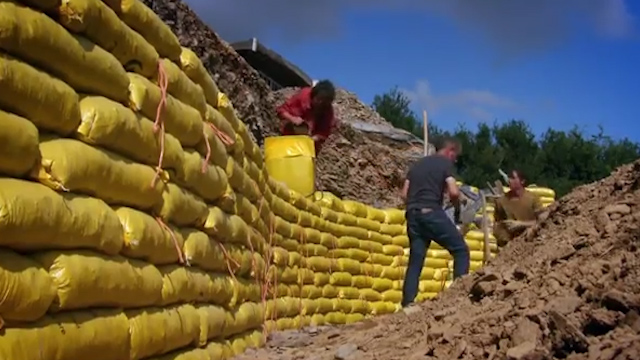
[
  {"xmin": 481, "ymin": 192, "xmax": 491, "ymax": 265},
  {"xmin": 423, "ymin": 110, "xmax": 429, "ymax": 156}
]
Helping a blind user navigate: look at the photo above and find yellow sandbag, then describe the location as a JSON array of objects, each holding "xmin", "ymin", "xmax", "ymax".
[
  {"xmin": 57, "ymin": 0, "xmax": 159, "ymax": 77},
  {"xmin": 381, "ymin": 224, "xmax": 405, "ymax": 237},
  {"xmin": 351, "ymin": 275, "xmax": 374, "ymax": 289},
  {"xmin": 178, "ymin": 149, "xmax": 228, "ymax": 202},
  {"xmin": 0, "ymin": 178, "xmax": 124, "ymax": 254},
  {"xmin": 152, "ymin": 348, "xmax": 211, "ymax": 360},
  {"xmin": 127, "ymin": 304, "xmax": 200, "ymax": 360},
  {"xmin": 359, "ymin": 240, "xmax": 384, "ymax": 253},
  {"xmin": 217, "ymin": 92, "xmax": 242, "ymax": 131},
  {"xmin": 336, "ymin": 212, "xmax": 358, "ymax": 226},
  {"xmin": 369, "ymin": 301, "xmax": 396, "ymax": 315},
  {"xmin": 76, "ymin": 96, "xmax": 184, "ymax": 175},
  {"xmin": 0, "ymin": 54, "xmax": 80, "ymax": 135},
  {"xmin": 0, "ymin": 310, "xmax": 130, "ymax": 360},
  {"xmin": 366, "ymin": 207, "xmax": 386, "ymax": 222},
  {"xmin": 20, "ymin": 0, "xmax": 59, "ymax": 10},
  {"xmin": 35, "ymin": 250, "xmax": 163, "ymax": 311},
  {"xmin": 383, "ymin": 208, "xmax": 405, "ymax": 224},
  {"xmin": 128, "ymin": 73, "xmax": 204, "ymax": 147},
  {"xmin": 0, "ymin": 2, "xmax": 129, "ymax": 102},
  {"xmin": 116, "ymin": 0, "xmax": 182, "ymax": 61},
  {"xmin": 342, "ymin": 200, "xmax": 367, "ymax": 218},
  {"xmin": 203, "ymin": 206, "xmax": 233, "ymax": 240},
  {"xmin": 371, "ymin": 277, "xmax": 393, "ymax": 292},
  {"xmin": 526, "ymin": 185, "xmax": 555, "ymax": 198},
  {"xmin": 223, "ymin": 302, "xmax": 264, "ymax": 338},
  {"xmin": 160, "ymin": 183, "xmax": 209, "ymax": 227},
  {"xmin": 158, "ymin": 266, "xmax": 223, "ymax": 306},
  {"xmin": 0, "ymin": 110, "xmax": 39, "ymax": 177},
  {"xmin": 180, "ymin": 47, "xmax": 219, "ymax": 107},
  {"xmin": 205, "ymin": 341, "xmax": 229, "ymax": 360},
  {"xmin": 391, "ymin": 235, "xmax": 409, "ymax": 247},
  {"xmin": 115, "ymin": 206, "xmax": 184, "ymax": 265},
  {"xmin": 264, "ymin": 135, "xmax": 315, "ymax": 197},
  {"xmin": 235, "ymin": 193, "xmax": 259, "ymax": 225},
  {"xmin": 381, "ymin": 290, "xmax": 402, "ymax": 303},
  {"xmin": 358, "ymin": 217, "xmax": 381, "ymax": 232},
  {"xmin": 325, "ymin": 312, "xmax": 347, "ymax": 325},
  {"xmin": 158, "ymin": 58, "xmax": 207, "ymax": 116},
  {"xmin": 0, "ymin": 249, "xmax": 55, "ymax": 322},
  {"xmin": 181, "ymin": 229, "xmax": 226, "ymax": 272},
  {"xmin": 204, "ymin": 104, "xmax": 236, "ymax": 151},
  {"xmin": 37, "ymin": 138, "xmax": 165, "ymax": 211},
  {"xmin": 197, "ymin": 122, "xmax": 228, "ymax": 169},
  {"xmin": 196, "ymin": 305, "xmax": 226, "ymax": 346}
]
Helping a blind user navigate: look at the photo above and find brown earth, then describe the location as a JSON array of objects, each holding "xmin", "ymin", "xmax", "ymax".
[
  {"xmin": 234, "ymin": 160, "xmax": 640, "ymax": 360},
  {"xmin": 144, "ymin": 0, "xmax": 423, "ymax": 207}
]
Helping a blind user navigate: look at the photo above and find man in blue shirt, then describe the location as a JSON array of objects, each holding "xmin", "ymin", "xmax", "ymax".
[{"xmin": 400, "ymin": 137, "xmax": 470, "ymax": 308}]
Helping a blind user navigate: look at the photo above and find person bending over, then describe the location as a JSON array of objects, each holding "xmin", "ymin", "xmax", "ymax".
[
  {"xmin": 276, "ymin": 80, "xmax": 337, "ymax": 154},
  {"xmin": 400, "ymin": 137, "xmax": 470, "ymax": 308},
  {"xmin": 493, "ymin": 169, "xmax": 545, "ymax": 247}
]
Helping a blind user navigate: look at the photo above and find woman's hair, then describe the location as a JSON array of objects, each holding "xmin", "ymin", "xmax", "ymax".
[{"xmin": 311, "ymin": 80, "xmax": 336, "ymax": 102}]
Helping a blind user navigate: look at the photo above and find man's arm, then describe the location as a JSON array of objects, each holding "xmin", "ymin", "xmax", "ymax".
[
  {"xmin": 401, "ymin": 179, "xmax": 410, "ymax": 201},
  {"xmin": 276, "ymin": 91, "xmax": 305, "ymax": 125},
  {"xmin": 492, "ymin": 199, "xmax": 511, "ymax": 246}
]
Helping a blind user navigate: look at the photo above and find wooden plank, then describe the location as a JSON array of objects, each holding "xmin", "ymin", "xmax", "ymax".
[{"xmin": 481, "ymin": 192, "xmax": 491, "ymax": 266}]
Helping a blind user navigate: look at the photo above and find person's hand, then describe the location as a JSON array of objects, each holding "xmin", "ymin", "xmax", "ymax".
[
  {"xmin": 290, "ymin": 116, "xmax": 305, "ymax": 125},
  {"xmin": 311, "ymin": 134, "xmax": 324, "ymax": 142}
]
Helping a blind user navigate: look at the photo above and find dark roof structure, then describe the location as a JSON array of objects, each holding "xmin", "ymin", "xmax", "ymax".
[{"xmin": 231, "ymin": 38, "xmax": 313, "ymax": 90}]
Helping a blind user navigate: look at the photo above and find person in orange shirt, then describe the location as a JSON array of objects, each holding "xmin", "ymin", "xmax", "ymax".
[
  {"xmin": 276, "ymin": 80, "xmax": 338, "ymax": 154},
  {"xmin": 493, "ymin": 169, "xmax": 545, "ymax": 246}
]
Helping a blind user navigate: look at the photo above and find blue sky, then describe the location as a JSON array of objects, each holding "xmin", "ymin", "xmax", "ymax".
[{"xmin": 187, "ymin": 0, "xmax": 640, "ymax": 142}]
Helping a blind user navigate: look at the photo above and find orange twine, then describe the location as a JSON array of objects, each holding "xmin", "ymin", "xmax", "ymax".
[
  {"xmin": 155, "ymin": 217, "xmax": 185, "ymax": 265},
  {"xmin": 200, "ymin": 127, "xmax": 212, "ymax": 173},
  {"xmin": 217, "ymin": 242, "xmax": 240, "ymax": 283},
  {"xmin": 208, "ymin": 122, "xmax": 235, "ymax": 146},
  {"xmin": 151, "ymin": 61, "xmax": 168, "ymax": 188}
]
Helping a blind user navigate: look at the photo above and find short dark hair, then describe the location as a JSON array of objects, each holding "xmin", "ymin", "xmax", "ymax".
[
  {"xmin": 434, "ymin": 136, "xmax": 461, "ymax": 153},
  {"xmin": 511, "ymin": 169, "xmax": 527, "ymax": 183},
  {"xmin": 311, "ymin": 80, "xmax": 335, "ymax": 102}
]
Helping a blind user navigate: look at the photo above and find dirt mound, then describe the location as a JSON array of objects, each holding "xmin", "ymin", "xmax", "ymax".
[
  {"xmin": 140, "ymin": 0, "xmax": 422, "ymax": 207},
  {"xmin": 273, "ymin": 88, "xmax": 423, "ymax": 207},
  {"xmin": 235, "ymin": 160, "xmax": 640, "ymax": 360}
]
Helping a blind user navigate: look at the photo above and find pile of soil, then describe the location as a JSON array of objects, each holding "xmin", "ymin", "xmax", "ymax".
[
  {"xmin": 143, "ymin": 0, "xmax": 422, "ymax": 207},
  {"xmin": 235, "ymin": 160, "xmax": 640, "ymax": 360}
]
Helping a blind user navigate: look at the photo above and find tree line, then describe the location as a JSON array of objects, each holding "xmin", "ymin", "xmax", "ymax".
[{"xmin": 372, "ymin": 87, "xmax": 640, "ymax": 197}]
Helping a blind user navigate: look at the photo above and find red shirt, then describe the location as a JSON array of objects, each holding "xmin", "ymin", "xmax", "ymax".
[{"xmin": 276, "ymin": 87, "xmax": 337, "ymax": 141}]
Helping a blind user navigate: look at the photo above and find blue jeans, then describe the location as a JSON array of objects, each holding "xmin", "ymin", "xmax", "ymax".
[{"xmin": 401, "ymin": 208, "xmax": 470, "ymax": 307}]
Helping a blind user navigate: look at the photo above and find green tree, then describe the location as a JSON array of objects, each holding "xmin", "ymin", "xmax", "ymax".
[
  {"xmin": 372, "ymin": 87, "xmax": 640, "ymax": 197},
  {"xmin": 371, "ymin": 87, "xmax": 420, "ymax": 134}
]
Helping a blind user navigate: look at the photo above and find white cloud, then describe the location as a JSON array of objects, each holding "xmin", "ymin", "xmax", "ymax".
[
  {"xmin": 401, "ymin": 80, "xmax": 518, "ymax": 122},
  {"xmin": 185, "ymin": 0, "xmax": 636, "ymax": 55}
]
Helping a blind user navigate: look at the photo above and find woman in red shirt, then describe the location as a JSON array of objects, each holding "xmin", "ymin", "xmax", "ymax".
[{"xmin": 276, "ymin": 80, "xmax": 338, "ymax": 154}]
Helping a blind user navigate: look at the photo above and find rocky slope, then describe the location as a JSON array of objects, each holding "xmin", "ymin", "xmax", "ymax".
[{"xmin": 235, "ymin": 159, "xmax": 640, "ymax": 360}]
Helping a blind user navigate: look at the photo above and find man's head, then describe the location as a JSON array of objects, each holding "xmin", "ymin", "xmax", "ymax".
[
  {"xmin": 508, "ymin": 169, "xmax": 527, "ymax": 191},
  {"xmin": 310, "ymin": 80, "xmax": 335, "ymax": 110},
  {"xmin": 435, "ymin": 137, "xmax": 461, "ymax": 162}
]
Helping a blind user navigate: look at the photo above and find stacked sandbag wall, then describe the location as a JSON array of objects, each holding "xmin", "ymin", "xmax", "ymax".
[
  {"xmin": 0, "ymin": 1, "xmax": 552, "ymax": 359},
  {"xmin": 0, "ymin": 0, "xmax": 264, "ymax": 358}
]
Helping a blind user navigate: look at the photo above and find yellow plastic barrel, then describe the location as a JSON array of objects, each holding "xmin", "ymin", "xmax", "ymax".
[{"xmin": 264, "ymin": 135, "xmax": 315, "ymax": 196}]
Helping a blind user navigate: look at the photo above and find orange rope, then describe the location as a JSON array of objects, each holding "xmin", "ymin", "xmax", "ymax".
[
  {"xmin": 217, "ymin": 242, "xmax": 240, "ymax": 283},
  {"xmin": 151, "ymin": 61, "xmax": 168, "ymax": 188},
  {"xmin": 208, "ymin": 122, "xmax": 235, "ymax": 146},
  {"xmin": 155, "ymin": 217, "xmax": 185, "ymax": 265},
  {"xmin": 201, "ymin": 127, "xmax": 212, "ymax": 173}
]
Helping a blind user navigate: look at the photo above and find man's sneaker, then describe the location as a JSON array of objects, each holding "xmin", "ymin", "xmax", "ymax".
[{"xmin": 402, "ymin": 303, "xmax": 422, "ymax": 316}]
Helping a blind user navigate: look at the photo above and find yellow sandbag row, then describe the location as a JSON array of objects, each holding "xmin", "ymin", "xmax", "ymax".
[
  {"xmin": 36, "ymin": 137, "xmax": 165, "ymax": 212},
  {"xmin": 0, "ymin": 109, "xmax": 40, "ymax": 177},
  {"xmin": 160, "ymin": 183, "xmax": 208, "ymax": 227},
  {"xmin": 116, "ymin": 206, "xmax": 184, "ymax": 264},
  {"xmin": 0, "ymin": 53, "xmax": 80, "ymax": 136},
  {"xmin": 35, "ymin": 250, "xmax": 163, "ymax": 311},
  {"xmin": 177, "ymin": 150, "xmax": 228, "ymax": 202},
  {"xmin": 128, "ymin": 71, "xmax": 204, "ymax": 144},
  {"xmin": 0, "ymin": 1, "xmax": 129, "ymax": 103},
  {"xmin": 75, "ymin": 96, "xmax": 185, "ymax": 176},
  {"xmin": 0, "ymin": 310, "xmax": 130, "ymax": 360},
  {"xmin": 180, "ymin": 48, "xmax": 219, "ymax": 108},
  {"xmin": 0, "ymin": 178, "xmax": 123, "ymax": 254},
  {"xmin": 56, "ymin": 0, "xmax": 159, "ymax": 77}
]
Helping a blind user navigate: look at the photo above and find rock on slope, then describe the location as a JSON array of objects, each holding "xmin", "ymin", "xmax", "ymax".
[
  {"xmin": 235, "ymin": 160, "xmax": 640, "ymax": 360},
  {"xmin": 144, "ymin": 0, "xmax": 423, "ymax": 207}
]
